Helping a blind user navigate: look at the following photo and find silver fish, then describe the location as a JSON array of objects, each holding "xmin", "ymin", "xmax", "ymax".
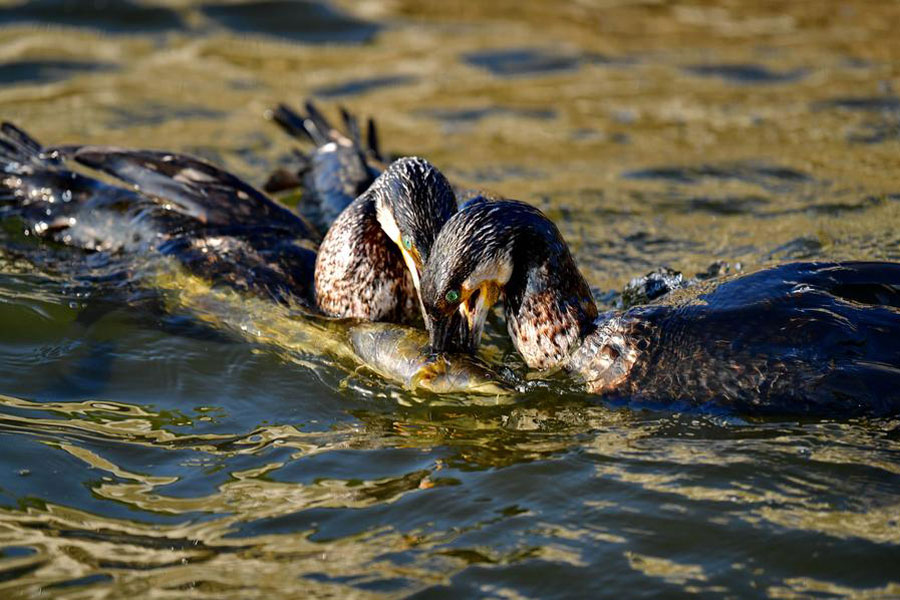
[{"xmin": 349, "ymin": 323, "xmax": 514, "ymax": 397}]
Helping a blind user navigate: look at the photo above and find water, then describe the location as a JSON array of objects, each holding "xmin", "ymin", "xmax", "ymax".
[{"xmin": 1, "ymin": 0, "xmax": 900, "ymax": 597}]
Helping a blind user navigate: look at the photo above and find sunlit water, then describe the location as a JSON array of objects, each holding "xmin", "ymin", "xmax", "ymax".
[{"xmin": 1, "ymin": 1, "xmax": 900, "ymax": 597}]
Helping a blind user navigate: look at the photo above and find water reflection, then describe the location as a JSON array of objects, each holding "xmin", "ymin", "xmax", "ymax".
[
  {"xmin": 683, "ymin": 64, "xmax": 807, "ymax": 85},
  {"xmin": 0, "ymin": 383, "xmax": 898, "ymax": 596},
  {"xmin": 462, "ymin": 48, "xmax": 596, "ymax": 77},
  {"xmin": 0, "ymin": 60, "xmax": 117, "ymax": 86},
  {"xmin": 0, "ymin": 0, "xmax": 184, "ymax": 33},
  {"xmin": 2, "ymin": 0, "xmax": 900, "ymax": 596},
  {"xmin": 199, "ymin": 0, "xmax": 380, "ymax": 43},
  {"xmin": 313, "ymin": 75, "xmax": 418, "ymax": 99}
]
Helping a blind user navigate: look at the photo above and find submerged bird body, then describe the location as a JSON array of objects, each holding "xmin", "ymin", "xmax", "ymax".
[
  {"xmin": 1, "ymin": 123, "xmax": 320, "ymax": 307},
  {"xmin": 0, "ymin": 114, "xmax": 489, "ymax": 393},
  {"xmin": 568, "ymin": 262, "xmax": 900, "ymax": 414},
  {"xmin": 0, "ymin": 120, "xmax": 503, "ymax": 394},
  {"xmin": 421, "ymin": 200, "xmax": 900, "ymax": 415}
]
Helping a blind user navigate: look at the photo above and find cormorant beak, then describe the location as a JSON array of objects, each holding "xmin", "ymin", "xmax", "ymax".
[
  {"xmin": 458, "ymin": 281, "xmax": 502, "ymax": 354},
  {"xmin": 405, "ymin": 253, "xmax": 431, "ymax": 326},
  {"xmin": 428, "ymin": 310, "xmax": 464, "ymax": 354},
  {"xmin": 395, "ymin": 244, "xmax": 428, "ymax": 321},
  {"xmin": 374, "ymin": 201, "xmax": 429, "ymax": 321},
  {"xmin": 401, "ymin": 247, "xmax": 424, "ymax": 292}
]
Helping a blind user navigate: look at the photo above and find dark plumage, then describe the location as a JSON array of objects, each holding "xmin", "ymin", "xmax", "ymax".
[
  {"xmin": 1, "ymin": 121, "xmax": 459, "ymax": 324},
  {"xmin": 573, "ymin": 262, "xmax": 900, "ymax": 415},
  {"xmin": 265, "ymin": 101, "xmax": 382, "ymax": 230},
  {"xmin": 0, "ymin": 123, "xmax": 194, "ymax": 257},
  {"xmin": 1, "ymin": 122, "xmax": 320, "ymax": 307},
  {"xmin": 60, "ymin": 145, "xmax": 315, "ymax": 239},
  {"xmin": 420, "ymin": 200, "xmax": 900, "ymax": 415}
]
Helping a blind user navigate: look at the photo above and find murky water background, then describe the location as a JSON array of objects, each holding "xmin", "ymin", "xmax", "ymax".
[{"xmin": 1, "ymin": 1, "xmax": 900, "ymax": 597}]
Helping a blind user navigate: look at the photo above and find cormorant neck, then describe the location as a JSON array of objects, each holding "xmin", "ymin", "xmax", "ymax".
[
  {"xmin": 562, "ymin": 310, "xmax": 642, "ymax": 395},
  {"xmin": 502, "ymin": 222, "xmax": 599, "ymax": 370}
]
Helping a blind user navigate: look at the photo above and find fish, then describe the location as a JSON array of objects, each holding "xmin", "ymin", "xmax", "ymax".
[
  {"xmin": 349, "ymin": 322, "xmax": 515, "ymax": 398},
  {"xmin": 151, "ymin": 263, "xmax": 514, "ymax": 399}
]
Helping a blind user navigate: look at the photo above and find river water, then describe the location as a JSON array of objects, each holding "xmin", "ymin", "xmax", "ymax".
[{"xmin": 1, "ymin": 1, "xmax": 899, "ymax": 598}]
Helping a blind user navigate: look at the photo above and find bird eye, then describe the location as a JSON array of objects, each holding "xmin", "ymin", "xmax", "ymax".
[
  {"xmin": 445, "ymin": 290, "xmax": 459, "ymax": 303},
  {"xmin": 403, "ymin": 237, "xmax": 412, "ymax": 250}
]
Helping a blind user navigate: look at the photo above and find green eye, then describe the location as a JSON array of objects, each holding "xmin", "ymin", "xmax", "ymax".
[
  {"xmin": 403, "ymin": 237, "xmax": 412, "ymax": 250},
  {"xmin": 445, "ymin": 290, "xmax": 459, "ymax": 303}
]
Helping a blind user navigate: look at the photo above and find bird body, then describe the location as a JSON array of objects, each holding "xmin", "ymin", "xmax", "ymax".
[
  {"xmin": 0, "ymin": 111, "xmax": 455, "ymax": 324},
  {"xmin": 0, "ymin": 116, "xmax": 495, "ymax": 396},
  {"xmin": 421, "ymin": 200, "xmax": 900, "ymax": 415}
]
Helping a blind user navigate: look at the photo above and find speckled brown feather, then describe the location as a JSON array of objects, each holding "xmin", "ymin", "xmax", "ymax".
[
  {"xmin": 315, "ymin": 157, "xmax": 456, "ymax": 323},
  {"xmin": 315, "ymin": 192, "xmax": 416, "ymax": 322},
  {"xmin": 508, "ymin": 285, "xmax": 598, "ymax": 370}
]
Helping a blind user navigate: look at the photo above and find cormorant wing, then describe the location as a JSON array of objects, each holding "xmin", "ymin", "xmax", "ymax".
[{"xmin": 52, "ymin": 145, "xmax": 318, "ymax": 241}]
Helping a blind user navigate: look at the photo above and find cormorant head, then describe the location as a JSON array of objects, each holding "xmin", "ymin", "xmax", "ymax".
[
  {"xmin": 420, "ymin": 199, "xmax": 521, "ymax": 354},
  {"xmin": 372, "ymin": 156, "xmax": 457, "ymax": 311},
  {"xmin": 421, "ymin": 199, "xmax": 597, "ymax": 366}
]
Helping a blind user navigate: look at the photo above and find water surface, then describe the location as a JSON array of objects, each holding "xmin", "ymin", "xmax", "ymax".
[{"xmin": 1, "ymin": 0, "xmax": 900, "ymax": 597}]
